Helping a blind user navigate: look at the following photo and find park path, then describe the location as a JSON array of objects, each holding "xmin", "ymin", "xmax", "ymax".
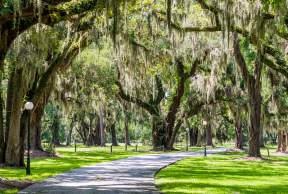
[{"xmin": 19, "ymin": 148, "xmax": 226, "ymax": 194}]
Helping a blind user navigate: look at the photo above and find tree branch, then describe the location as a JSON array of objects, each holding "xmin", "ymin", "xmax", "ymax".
[
  {"xmin": 154, "ymin": 75, "xmax": 165, "ymax": 105},
  {"xmin": 116, "ymin": 80, "xmax": 158, "ymax": 115},
  {"xmin": 233, "ymin": 33, "xmax": 251, "ymax": 85}
]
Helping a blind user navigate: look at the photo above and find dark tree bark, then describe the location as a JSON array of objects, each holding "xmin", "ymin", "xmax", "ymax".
[
  {"xmin": 152, "ymin": 116, "xmax": 165, "ymax": 150},
  {"xmin": 122, "ymin": 103, "xmax": 131, "ymax": 147},
  {"xmin": 189, "ymin": 128, "xmax": 198, "ymax": 146},
  {"xmin": 66, "ymin": 116, "xmax": 75, "ymax": 146},
  {"xmin": 99, "ymin": 105, "xmax": 105, "ymax": 147},
  {"xmin": 247, "ymin": 73, "xmax": 262, "ymax": 157},
  {"xmin": 4, "ymin": 69, "xmax": 14, "ymax": 155},
  {"xmin": 0, "ymin": 83, "xmax": 5, "ymax": 163},
  {"xmin": 124, "ymin": 117, "xmax": 131, "ymax": 147},
  {"xmin": 277, "ymin": 131, "xmax": 283, "ymax": 152},
  {"xmin": 30, "ymin": 106, "xmax": 45, "ymax": 150},
  {"xmin": 233, "ymin": 33, "xmax": 262, "ymax": 157},
  {"xmin": 19, "ymin": 110, "xmax": 29, "ymax": 167},
  {"xmin": 206, "ymin": 122, "xmax": 213, "ymax": 146},
  {"xmin": 110, "ymin": 122, "xmax": 118, "ymax": 146},
  {"xmin": 235, "ymin": 123, "xmax": 243, "ymax": 149},
  {"xmin": 282, "ymin": 132, "xmax": 287, "ymax": 152},
  {"xmin": 196, "ymin": 131, "xmax": 205, "ymax": 146},
  {"xmin": 94, "ymin": 120, "xmax": 101, "ymax": 146},
  {"xmin": 51, "ymin": 117, "xmax": 61, "ymax": 146},
  {"xmin": 66, "ymin": 127, "xmax": 73, "ymax": 146},
  {"xmin": 170, "ymin": 119, "xmax": 183, "ymax": 148},
  {"xmin": 230, "ymin": 105, "xmax": 244, "ymax": 149},
  {"xmin": 0, "ymin": 40, "xmax": 5, "ymax": 163},
  {"xmin": 277, "ymin": 131, "xmax": 287, "ymax": 152},
  {"xmin": 165, "ymin": 55, "xmax": 207, "ymax": 149},
  {"xmin": 5, "ymin": 69, "xmax": 26, "ymax": 166}
]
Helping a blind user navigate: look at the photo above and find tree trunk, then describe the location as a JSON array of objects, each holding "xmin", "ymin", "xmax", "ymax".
[
  {"xmin": 66, "ymin": 126, "xmax": 73, "ymax": 146},
  {"xmin": 124, "ymin": 115, "xmax": 131, "ymax": 146},
  {"xmin": 164, "ymin": 57, "xmax": 200, "ymax": 149},
  {"xmin": 168, "ymin": 119, "xmax": 182, "ymax": 148},
  {"xmin": 152, "ymin": 116, "xmax": 165, "ymax": 150},
  {"xmin": 99, "ymin": 105, "xmax": 105, "ymax": 147},
  {"xmin": 259, "ymin": 106, "xmax": 265, "ymax": 148},
  {"xmin": 247, "ymin": 84, "xmax": 262, "ymax": 157},
  {"xmin": 110, "ymin": 123, "xmax": 118, "ymax": 146},
  {"xmin": 282, "ymin": 132, "xmax": 287, "ymax": 152},
  {"xmin": 20, "ymin": 110, "xmax": 29, "ymax": 167},
  {"xmin": 94, "ymin": 120, "xmax": 101, "ymax": 146},
  {"xmin": 196, "ymin": 131, "xmax": 204, "ymax": 146},
  {"xmin": 30, "ymin": 106, "xmax": 44, "ymax": 150},
  {"xmin": 5, "ymin": 69, "xmax": 26, "ymax": 167},
  {"xmin": 0, "ymin": 84, "xmax": 4, "ymax": 163},
  {"xmin": 277, "ymin": 131, "xmax": 283, "ymax": 152},
  {"xmin": 1, "ymin": 29, "xmax": 15, "ymax": 164},
  {"xmin": 230, "ymin": 105, "xmax": 243, "ymax": 149},
  {"xmin": 189, "ymin": 128, "xmax": 198, "ymax": 146},
  {"xmin": 235, "ymin": 123, "xmax": 243, "ymax": 149},
  {"xmin": 233, "ymin": 33, "xmax": 262, "ymax": 157},
  {"xmin": 4, "ymin": 69, "xmax": 14, "ymax": 162},
  {"xmin": 51, "ymin": 116, "xmax": 61, "ymax": 146},
  {"xmin": 86, "ymin": 116, "xmax": 95, "ymax": 146},
  {"xmin": 206, "ymin": 122, "xmax": 213, "ymax": 146}
]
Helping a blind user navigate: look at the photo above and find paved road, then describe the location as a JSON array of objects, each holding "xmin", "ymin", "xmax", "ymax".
[{"xmin": 19, "ymin": 148, "xmax": 226, "ymax": 194}]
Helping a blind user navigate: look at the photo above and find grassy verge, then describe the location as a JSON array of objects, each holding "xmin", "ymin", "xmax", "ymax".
[
  {"xmin": 0, "ymin": 145, "xmax": 156, "ymax": 194},
  {"xmin": 0, "ymin": 144, "xmax": 202, "ymax": 194},
  {"xmin": 0, "ymin": 145, "xmax": 154, "ymax": 181},
  {"xmin": 155, "ymin": 149, "xmax": 288, "ymax": 194}
]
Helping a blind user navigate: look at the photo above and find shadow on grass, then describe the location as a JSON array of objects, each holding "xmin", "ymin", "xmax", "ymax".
[
  {"xmin": 0, "ymin": 146, "xmax": 146, "ymax": 181},
  {"xmin": 156, "ymin": 152, "xmax": 288, "ymax": 194},
  {"xmin": 158, "ymin": 182, "xmax": 288, "ymax": 194}
]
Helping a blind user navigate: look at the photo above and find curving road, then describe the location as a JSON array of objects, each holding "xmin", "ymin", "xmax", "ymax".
[{"xmin": 19, "ymin": 148, "xmax": 226, "ymax": 194}]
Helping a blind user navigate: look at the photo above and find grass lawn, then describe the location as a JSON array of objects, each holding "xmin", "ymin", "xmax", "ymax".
[
  {"xmin": 0, "ymin": 144, "xmax": 201, "ymax": 194},
  {"xmin": 0, "ymin": 145, "xmax": 154, "ymax": 181},
  {"xmin": 155, "ymin": 149, "xmax": 288, "ymax": 194},
  {"xmin": 0, "ymin": 145, "xmax": 155, "ymax": 194}
]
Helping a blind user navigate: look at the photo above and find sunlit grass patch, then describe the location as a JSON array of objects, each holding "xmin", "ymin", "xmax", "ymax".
[{"xmin": 156, "ymin": 150, "xmax": 288, "ymax": 194}]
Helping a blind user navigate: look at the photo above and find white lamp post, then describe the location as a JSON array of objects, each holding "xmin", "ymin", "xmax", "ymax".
[
  {"xmin": 24, "ymin": 101, "xmax": 34, "ymax": 175},
  {"xmin": 186, "ymin": 128, "xmax": 189, "ymax": 151},
  {"xmin": 202, "ymin": 120, "xmax": 207, "ymax": 156}
]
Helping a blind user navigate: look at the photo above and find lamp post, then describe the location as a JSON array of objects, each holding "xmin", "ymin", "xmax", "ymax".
[
  {"xmin": 202, "ymin": 120, "xmax": 207, "ymax": 157},
  {"xmin": 24, "ymin": 101, "xmax": 34, "ymax": 175},
  {"xmin": 186, "ymin": 128, "xmax": 189, "ymax": 152}
]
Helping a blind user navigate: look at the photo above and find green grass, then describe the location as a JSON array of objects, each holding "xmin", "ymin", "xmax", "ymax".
[
  {"xmin": 0, "ymin": 144, "xmax": 203, "ymax": 194},
  {"xmin": 0, "ymin": 145, "xmax": 154, "ymax": 181},
  {"xmin": 0, "ymin": 144, "xmax": 202, "ymax": 181},
  {"xmin": 0, "ymin": 189, "xmax": 18, "ymax": 194},
  {"xmin": 155, "ymin": 150, "xmax": 288, "ymax": 194},
  {"xmin": 0, "ymin": 145, "xmax": 155, "ymax": 193}
]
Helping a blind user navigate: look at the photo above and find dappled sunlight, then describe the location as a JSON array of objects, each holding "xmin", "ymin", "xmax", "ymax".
[
  {"xmin": 19, "ymin": 148, "xmax": 224, "ymax": 193},
  {"xmin": 0, "ymin": 146, "xmax": 152, "ymax": 181},
  {"xmin": 156, "ymin": 152, "xmax": 288, "ymax": 194}
]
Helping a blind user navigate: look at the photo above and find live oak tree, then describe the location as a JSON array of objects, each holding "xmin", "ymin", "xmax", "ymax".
[{"xmin": 1, "ymin": 0, "xmax": 288, "ymax": 167}]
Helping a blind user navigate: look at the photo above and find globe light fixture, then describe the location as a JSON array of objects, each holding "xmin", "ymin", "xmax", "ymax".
[
  {"xmin": 202, "ymin": 120, "xmax": 207, "ymax": 126},
  {"xmin": 24, "ymin": 101, "xmax": 34, "ymax": 110},
  {"xmin": 24, "ymin": 101, "xmax": 34, "ymax": 175}
]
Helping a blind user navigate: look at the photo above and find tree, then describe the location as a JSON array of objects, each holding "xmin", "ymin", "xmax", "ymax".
[{"xmin": 233, "ymin": 33, "xmax": 263, "ymax": 157}]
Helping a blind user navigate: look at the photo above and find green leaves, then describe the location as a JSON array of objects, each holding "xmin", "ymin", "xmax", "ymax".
[{"xmin": 0, "ymin": 7, "xmax": 12, "ymax": 15}]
